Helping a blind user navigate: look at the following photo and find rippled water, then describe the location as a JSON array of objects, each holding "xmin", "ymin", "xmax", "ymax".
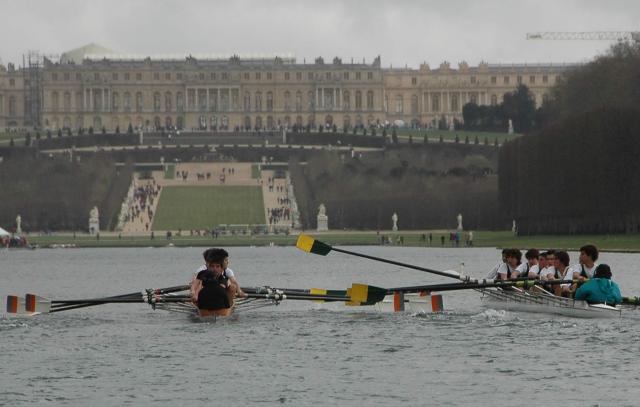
[{"xmin": 1, "ymin": 246, "xmax": 640, "ymax": 406}]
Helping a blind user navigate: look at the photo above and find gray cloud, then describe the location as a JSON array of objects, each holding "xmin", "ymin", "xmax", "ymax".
[{"xmin": 1, "ymin": 0, "xmax": 638, "ymax": 68}]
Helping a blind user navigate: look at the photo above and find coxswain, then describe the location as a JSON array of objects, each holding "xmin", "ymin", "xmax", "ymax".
[{"xmin": 574, "ymin": 264, "xmax": 622, "ymax": 305}]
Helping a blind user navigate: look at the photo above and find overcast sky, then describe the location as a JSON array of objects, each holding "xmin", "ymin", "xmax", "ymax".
[{"xmin": 2, "ymin": 0, "xmax": 639, "ymax": 68}]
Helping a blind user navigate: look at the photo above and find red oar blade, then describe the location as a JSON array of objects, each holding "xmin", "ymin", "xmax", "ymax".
[{"xmin": 25, "ymin": 294, "xmax": 52, "ymax": 314}]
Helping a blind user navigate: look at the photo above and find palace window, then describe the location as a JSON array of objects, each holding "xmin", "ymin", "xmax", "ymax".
[
  {"xmin": 395, "ymin": 95, "xmax": 403, "ymax": 113},
  {"xmin": 222, "ymin": 72, "xmax": 228, "ymax": 80},
  {"xmin": 165, "ymin": 73, "xmax": 171, "ymax": 80},
  {"xmin": 52, "ymin": 73, "xmax": 59, "ymax": 81},
  {"xmin": 76, "ymin": 73, "xmax": 82, "ymax": 80},
  {"xmin": 244, "ymin": 92, "xmax": 251, "ymax": 111},
  {"xmin": 431, "ymin": 94, "xmax": 440, "ymax": 112},
  {"xmin": 266, "ymin": 92, "xmax": 273, "ymax": 111},
  {"xmin": 529, "ymin": 75, "xmax": 535, "ymax": 84},
  {"xmin": 411, "ymin": 94, "xmax": 418, "ymax": 114},
  {"xmin": 9, "ymin": 79, "xmax": 15, "ymax": 86},
  {"xmin": 94, "ymin": 73, "xmax": 100, "ymax": 81},
  {"xmin": 470, "ymin": 93, "xmax": 478, "ymax": 104},
  {"xmin": 367, "ymin": 72, "xmax": 373, "ymax": 80},
  {"xmin": 517, "ymin": 75, "xmax": 522, "ymax": 84},
  {"xmin": 199, "ymin": 73, "xmax": 205, "ymax": 80},
  {"xmin": 451, "ymin": 94, "xmax": 459, "ymax": 111},
  {"xmin": 491, "ymin": 76, "xmax": 497, "ymax": 84},
  {"xmin": 255, "ymin": 92, "xmax": 262, "ymax": 111},
  {"xmin": 244, "ymin": 72, "xmax": 249, "ymax": 80},
  {"xmin": 491, "ymin": 94, "xmax": 498, "ymax": 106},
  {"xmin": 296, "ymin": 72, "xmax": 302, "ymax": 80},
  {"xmin": 284, "ymin": 91, "xmax": 291, "ymax": 111},
  {"xmin": 125, "ymin": 73, "xmax": 130, "ymax": 81},
  {"xmin": 154, "ymin": 93, "xmax": 161, "ymax": 112},
  {"xmin": 136, "ymin": 73, "xmax": 142, "ymax": 81},
  {"xmin": 112, "ymin": 73, "xmax": 118, "ymax": 80},
  {"xmin": 211, "ymin": 72, "xmax": 217, "ymax": 80},
  {"xmin": 503, "ymin": 76, "xmax": 509, "ymax": 84},
  {"xmin": 356, "ymin": 72, "xmax": 361, "ymax": 80},
  {"xmin": 308, "ymin": 72, "xmax": 314, "ymax": 80},
  {"xmin": 177, "ymin": 73, "xmax": 183, "ymax": 80},
  {"xmin": 343, "ymin": 91, "xmax": 350, "ymax": 110},
  {"xmin": 343, "ymin": 72, "xmax": 349, "ymax": 80},
  {"xmin": 267, "ymin": 72, "xmax": 272, "ymax": 80},
  {"xmin": 355, "ymin": 91, "xmax": 362, "ymax": 110},
  {"xmin": 411, "ymin": 77, "xmax": 417, "ymax": 85},
  {"xmin": 285, "ymin": 72, "xmax": 290, "ymax": 80},
  {"xmin": 64, "ymin": 73, "xmax": 70, "ymax": 81},
  {"xmin": 367, "ymin": 91, "xmax": 374, "ymax": 110},
  {"xmin": 470, "ymin": 76, "xmax": 476, "ymax": 84},
  {"xmin": 326, "ymin": 72, "xmax": 331, "ymax": 80},
  {"xmin": 542, "ymin": 75, "xmax": 548, "ymax": 84},
  {"xmin": 63, "ymin": 92, "xmax": 71, "ymax": 111},
  {"xmin": 256, "ymin": 72, "xmax": 261, "ymax": 80},
  {"xmin": 555, "ymin": 75, "xmax": 560, "ymax": 83},
  {"xmin": 9, "ymin": 96, "xmax": 16, "ymax": 116},
  {"xmin": 154, "ymin": 72, "xmax": 160, "ymax": 80},
  {"xmin": 295, "ymin": 91, "xmax": 302, "ymax": 111},
  {"xmin": 52, "ymin": 92, "xmax": 59, "ymax": 110}
]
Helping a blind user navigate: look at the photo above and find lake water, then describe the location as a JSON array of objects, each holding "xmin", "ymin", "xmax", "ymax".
[{"xmin": 1, "ymin": 246, "xmax": 640, "ymax": 406}]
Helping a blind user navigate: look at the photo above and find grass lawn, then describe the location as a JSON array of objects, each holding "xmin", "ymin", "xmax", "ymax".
[
  {"xmin": 152, "ymin": 186, "xmax": 265, "ymax": 230},
  {"xmin": 251, "ymin": 164, "xmax": 261, "ymax": 179},
  {"xmin": 164, "ymin": 164, "xmax": 175, "ymax": 179}
]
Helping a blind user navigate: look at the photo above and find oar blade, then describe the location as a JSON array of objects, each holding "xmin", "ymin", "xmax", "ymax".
[
  {"xmin": 6, "ymin": 295, "xmax": 42, "ymax": 315},
  {"xmin": 347, "ymin": 284, "xmax": 387, "ymax": 306},
  {"xmin": 296, "ymin": 234, "xmax": 332, "ymax": 256},
  {"xmin": 25, "ymin": 294, "xmax": 52, "ymax": 314}
]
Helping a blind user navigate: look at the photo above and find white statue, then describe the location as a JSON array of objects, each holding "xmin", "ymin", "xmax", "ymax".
[
  {"xmin": 317, "ymin": 203, "xmax": 328, "ymax": 232},
  {"xmin": 457, "ymin": 213, "xmax": 463, "ymax": 231},
  {"xmin": 512, "ymin": 219, "xmax": 517, "ymax": 235},
  {"xmin": 392, "ymin": 212, "xmax": 398, "ymax": 231},
  {"xmin": 89, "ymin": 206, "xmax": 100, "ymax": 235},
  {"xmin": 448, "ymin": 117, "xmax": 455, "ymax": 132},
  {"xmin": 16, "ymin": 214, "xmax": 22, "ymax": 234},
  {"xmin": 508, "ymin": 119, "xmax": 514, "ymax": 134}
]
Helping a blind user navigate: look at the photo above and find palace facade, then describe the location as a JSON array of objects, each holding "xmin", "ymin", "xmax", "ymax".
[{"xmin": 0, "ymin": 44, "xmax": 576, "ymax": 131}]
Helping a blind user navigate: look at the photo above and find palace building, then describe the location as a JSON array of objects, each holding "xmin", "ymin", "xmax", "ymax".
[{"xmin": 0, "ymin": 44, "xmax": 576, "ymax": 131}]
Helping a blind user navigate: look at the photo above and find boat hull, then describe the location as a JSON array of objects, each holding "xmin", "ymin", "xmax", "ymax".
[{"xmin": 480, "ymin": 288, "xmax": 622, "ymax": 318}]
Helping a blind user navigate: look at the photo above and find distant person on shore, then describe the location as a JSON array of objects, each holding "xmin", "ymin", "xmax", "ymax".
[{"xmin": 575, "ymin": 264, "xmax": 622, "ymax": 305}]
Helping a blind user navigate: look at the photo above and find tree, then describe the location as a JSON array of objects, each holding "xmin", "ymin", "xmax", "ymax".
[
  {"xmin": 24, "ymin": 133, "xmax": 31, "ymax": 146},
  {"xmin": 89, "ymin": 126, "xmax": 94, "ymax": 135},
  {"xmin": 47, "ymin": 130, "xmax": 52, "ymax": 139},
  {"xmin": 455, "ymin": 134, "xmax": 460, "ymax": 143},
  {"xmin": 127, "ymin": 123, "xmax": 134, "ymax": 134},
  {"xmin": 439, "ymin": 135, "xmax": 444, "ymax": 143},
  {"xmin": 391, "ymin": 128, "xmax": 398, "ymax": 144},
  {"xmin": 371, "ymin": 127, "xmax": 377, "ymax": 136},
  {"xmin": 115, "ymin": 125, "xmax": 120, "ymax": 135},
  {"xmin": 408, "ymin": 134, "xmax": 413, "ymax": 144},
  {"xmin": 465, "ymin": 135, "xmax": 469, "ymax": 144},
  {"xmin": 423, "ymin": 134, "xmax": 428, "ymax": 144},
  {"xmin": 66, "ymin": 128, "xmax": 72, "ymax": 137},
  {"xmin": 9, "ymin": 138, "xmax": 14, "ymax": 147},
  {"xmin": 57, "ymin": 129, "xmax": 62, "ymax": 138},
  {"xmin": 102, "ymin": 126, "xmax": 106, "ymax": 134},
  {"xmin": 502, "ymin": 84, "xmax": 536, "ymax": 132},
  {"xmin": 474, "ymin": 135, "xmax": 479, "ymax": 145},
  {"xmin": 35, "ymin": 132, "xmax": 41, "ymax": 140}
]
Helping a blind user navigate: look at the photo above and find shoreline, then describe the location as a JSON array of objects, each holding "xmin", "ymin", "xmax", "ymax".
[{"xmin": 10, "ymin": 230, "xmax": 640, "ymax": 252}]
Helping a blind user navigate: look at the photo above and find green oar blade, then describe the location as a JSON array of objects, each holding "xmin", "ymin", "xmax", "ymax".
[{"xmin": 296, "ymin": 234, "xmax": 332, "ymax": 256}]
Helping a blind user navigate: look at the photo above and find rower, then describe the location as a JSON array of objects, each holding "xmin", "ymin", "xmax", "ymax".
[
  {"xmin": 513, "ymin": 249, "xmax": 539, "ymax": 279},
  {"xmin": 539, "ymin": 250, "xmax": 557, "ymax": 281},
  {"xmin": 571, "ymin": 244, "xmax": 599, "ymax": 281},
  {"xmin": 487, "ymin": 249, "xmax": 518, "ymax": 280},
  {"xmin": 191, "ymin": 258, "xmax": 236, "ymax": 317},
  {"xmin": 551, "ymin": 251, "xmax": 572, "ymax": 297},
  {"xmin": 195, "ymin": 248, "xmax": 246, "ymax": 299},
  {"xmin": 574, "ymin": 264, "xmax": 622, "ymax": 305}
]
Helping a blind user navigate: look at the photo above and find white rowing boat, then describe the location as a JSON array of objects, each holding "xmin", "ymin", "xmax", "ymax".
[{"xmin": 479, "ymin": 287, "xmax": 623, "ymax": 318}]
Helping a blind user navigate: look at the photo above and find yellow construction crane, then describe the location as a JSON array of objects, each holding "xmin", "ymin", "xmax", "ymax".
[{"xmin": 526, "ymin": 32, "xmax": 640, "ymax": 41}]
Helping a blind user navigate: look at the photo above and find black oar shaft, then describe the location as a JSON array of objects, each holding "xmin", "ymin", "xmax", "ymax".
[
  {"xmin": 330, "ymin": 247, "xmax": 462, "ymax": 280},
  {"xmin": 389, "ymin": 279, "xmax": 576, "ymax": 294}
]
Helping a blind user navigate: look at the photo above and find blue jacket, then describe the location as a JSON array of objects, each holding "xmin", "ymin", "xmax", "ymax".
[{"xmin": 575, "ymin": 278, "xmax": 622, "ymax": 305}]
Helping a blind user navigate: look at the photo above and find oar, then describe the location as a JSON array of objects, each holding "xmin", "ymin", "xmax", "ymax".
[
  {"xmin": 244, "ymin": 284, "xmax": 386, "ymax": 306},
  {"xmin": 297, "ymin": 234, "xmax": 471, "ymax": 281},
  {"xmin": 9, "ymin": 285, "xmax": 192, "ymax": 314},
  {"xmin": 387, "ymin": 279, "xmax": 585, "ymax": 294}
]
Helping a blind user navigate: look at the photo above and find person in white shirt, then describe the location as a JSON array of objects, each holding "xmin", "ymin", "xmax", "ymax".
[
  {"xmin": 513, "ymin": 249, "xmax": 539, "ymax": 279},
  {"xmin": 571, "ymin": 244, "xmax": 599, "ymax": 281},
  {"xmin": 551, "ymin": 251, "xmax": 572, "ymax": 297},
  {"xmin": 487, "ymin": 249, "xmax": 518, "ymax": 280},
  {"xmin": 192, "ymin": 248, "xmax": 246, "ymax": 298},
  {"xmin": 539, "ymin": 250, "xmax": 557, "ymax": 281}
]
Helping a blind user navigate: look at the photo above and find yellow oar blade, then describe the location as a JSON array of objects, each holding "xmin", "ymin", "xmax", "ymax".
[
  {"xmin": 347, "ymin": 284, "xmax": 388, "ymax": 306},
  {"xmin": 296, "ymin": 234, "xmax": 332, "ymax": 256}
]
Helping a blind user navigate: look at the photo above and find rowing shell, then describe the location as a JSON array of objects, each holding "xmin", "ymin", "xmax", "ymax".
[{"xmin": 479, "ymin": 287, "xmax": 623, "ymax": 319}]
